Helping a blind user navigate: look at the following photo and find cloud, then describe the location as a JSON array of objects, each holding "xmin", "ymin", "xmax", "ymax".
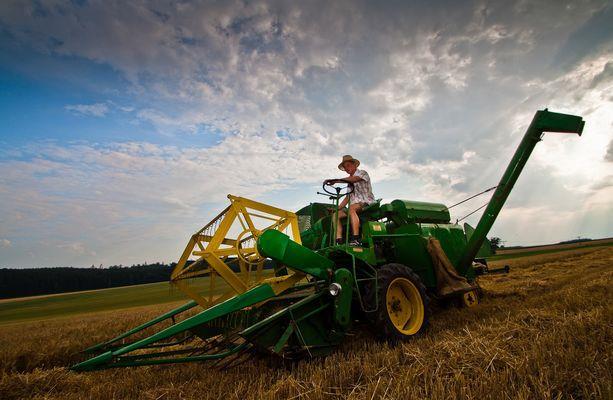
[
  {"xmin": 552, "ymin": 4, "xmax": 613, "ymax": 71},
  {"xmin": 65, "ymin": 103, "xmax": 109, "ymax": 117},
  {"xmin": 590, "ymin": 61, "xmax": 613, "ymax": 88},
  {"xmin": 0, "ymin": 0, "xmax": 612, "ymax": 266},
  {"xmin": 57, "ymin": 241, "xmax": 95, "ymax": 256},
  {"xmin": 3, "ymin": 3, "xmax": 609, "ymax": 150},
  {"xmin": 0, "ymin": 0, "xmax": 561, "ymax": 142},
  {"xmin": 0, "ymin": 239, "xmax": 11, "ymax": 248},
  {"xmin": 606, "ymin": 139, "xmax": 613, "ymax": 162},
  {"xmin": 0, "ymin": 138, "xmax": 341, "ymax": 266},
  {"xmin": 591, "ymin": 175, "xmax": 613, "ymax": 190}
]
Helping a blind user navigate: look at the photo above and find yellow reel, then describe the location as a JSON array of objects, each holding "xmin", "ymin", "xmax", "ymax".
[{"xmin": 170, "ymin": 195, "xmax": 302, "ymax": 309}]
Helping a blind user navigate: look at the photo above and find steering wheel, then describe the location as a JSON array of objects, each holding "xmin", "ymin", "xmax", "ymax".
[{"xmin": 322, "ymin": 180, "xmax": 355, "ymax": 197}]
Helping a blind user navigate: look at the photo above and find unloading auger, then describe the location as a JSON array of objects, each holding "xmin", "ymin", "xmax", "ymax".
[{"xmin": 72, "ymin": 109, "xmax": 584, "ymax": 371}]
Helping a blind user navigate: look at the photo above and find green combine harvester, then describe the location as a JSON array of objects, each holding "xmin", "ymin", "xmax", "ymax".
[{"xmin": 72, "ymin": 109, "xmax": 584, "ymax": 371}]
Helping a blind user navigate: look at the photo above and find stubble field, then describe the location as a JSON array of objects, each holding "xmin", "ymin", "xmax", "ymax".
[{"xmin": 0, "ymin": 246, "xmax": 611, "ymax": 399}]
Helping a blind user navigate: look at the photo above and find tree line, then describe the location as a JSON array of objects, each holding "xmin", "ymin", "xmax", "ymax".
[{"xmin": 0, "ymin": 263, "xmax": 176, "ymax": 299}]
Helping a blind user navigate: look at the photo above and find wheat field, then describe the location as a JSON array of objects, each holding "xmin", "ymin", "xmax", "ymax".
[{"xmin": 1, "ymin": 246, "xmax": 611, "ymax": 400}]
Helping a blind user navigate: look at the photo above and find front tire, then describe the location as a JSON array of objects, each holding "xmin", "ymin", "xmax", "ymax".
[{"xmin": 366, "ymin": 263, "xmax": 430, "ymax": 343}]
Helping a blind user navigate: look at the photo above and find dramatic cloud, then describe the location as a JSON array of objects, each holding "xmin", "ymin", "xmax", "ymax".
[
  {"xmin": 0, "ymin": 0, "xmax": 611, "ymax": 267},
  {"xmin": 607, "ymin": 139, "xmax": 613, "ymax": 162},
  {"xmin": 0, "ymin": 139, "xmax": 342, "ymax": 266},
  {"xmin": 65, "ymin": 103, "xmax": 109, "ymax": 117}
]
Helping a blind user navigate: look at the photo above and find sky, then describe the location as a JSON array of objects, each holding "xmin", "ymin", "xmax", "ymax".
[{"xmin": 0, "ymin": 0, "xmax": 611, "ymax": 268}]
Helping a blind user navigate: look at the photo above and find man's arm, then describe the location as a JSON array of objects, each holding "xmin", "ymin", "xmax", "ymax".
[
  {"xmin": 340, "ymin": 176, "xmax": 363, "ymax": 183},
  {"xmin": 324, "ymin": 176, "xmax": 364, "ymax": 185}
]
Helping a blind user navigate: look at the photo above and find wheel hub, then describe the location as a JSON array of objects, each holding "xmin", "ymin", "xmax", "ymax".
[
  {"xmin": 385, "ymin": 277, "xmax": 424, "ymax": 335},
  {"xmin": 462, "ymin": 289, "xmax": 479, "ymax": 308}
]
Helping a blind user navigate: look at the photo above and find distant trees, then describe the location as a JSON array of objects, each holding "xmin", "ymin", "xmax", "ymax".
[
  {"xmin": 490, "ymin": 237, "xmax": 503, "ymax": 252},
  {"xmin": 0, "ymin": 262, "xmax": 177, "ymax": 299},
  {"xmin": 558, "ymin": 237, "xmax": 591, "ymax": 244}
]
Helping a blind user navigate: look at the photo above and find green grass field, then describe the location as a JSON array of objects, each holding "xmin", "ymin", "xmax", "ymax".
[{"xmin": 0, "ymin": 279, "xmax": 228, "ymax": 326}]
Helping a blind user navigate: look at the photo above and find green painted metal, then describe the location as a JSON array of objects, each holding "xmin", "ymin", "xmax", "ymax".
[
  {"xmin": 72, "ymin": 283, "xmax": 277, "ymax": 371},
  {"xmin": 257, "ymin": 229, "xmax": 334, "ymax": 280},
  {"xmin": 464, "ymin": 223, "xmax": 493, "ymax": 259},
  {"xmin": 456, "ymin": 109, "xmax": 584, "ymax": 275},
  {"xmin": 333, "ymin": 268, "xmax": 353, "ymax": 327},
  {"xmin": 390, "ymin": 200, "xmax": 450, "ymax": 224},
  {"xmin": 83, "ymin": 300, "xmax": 198, "ymax": 353},
  {"xmin": 240, "ymin": 291, "xmax": 343, "ymax": 356},
  {"xmin": 78, "ymin": 343, "xmax": 249, "ymax": 370},
  {"xmin": 273, "ymin": 323, "xmax": 295, "ymax": 353}
]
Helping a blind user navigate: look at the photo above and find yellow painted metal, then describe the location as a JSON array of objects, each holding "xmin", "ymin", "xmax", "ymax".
[
  {"xmin": 170, "ymin": 195, "xmax": 302, "ymax": 310},
  {"xmin": 202, "ymin": 254, "xmax": 249, "ymax": 294},
  {"xmin": 461, "ymin": 289, "xmax": 479, "ymax": 308},
  {"xmin": 264, "ymin": 272, "xmax": 307, "ymax": 295},
  {"xmin": 173, "ymin": 279, "xmax": 210, "ymax": 308},
  {"xmin": 385, "ymin": 277, "xmax": 425, "ymax": 335}
]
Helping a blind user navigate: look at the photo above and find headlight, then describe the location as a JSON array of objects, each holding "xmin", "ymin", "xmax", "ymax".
[{"xmin": 328, "ymin": 282, "xmax": 342, "ymax": 297}]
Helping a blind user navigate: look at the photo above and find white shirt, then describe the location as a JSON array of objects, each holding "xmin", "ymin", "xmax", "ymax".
[{"xmin": 349, "ymin": 169, "xmax": 375, "ymax": 205}]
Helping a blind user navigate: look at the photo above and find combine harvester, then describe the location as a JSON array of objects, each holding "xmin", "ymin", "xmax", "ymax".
[{"xmin": 73, "ymin": 109, "xmax": 584, "ymax": 371}]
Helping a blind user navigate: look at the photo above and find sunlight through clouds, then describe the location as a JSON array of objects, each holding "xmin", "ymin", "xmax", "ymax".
[{"xmin": 0, "ymin": 0, "xmax": 611, "ymax": 267}]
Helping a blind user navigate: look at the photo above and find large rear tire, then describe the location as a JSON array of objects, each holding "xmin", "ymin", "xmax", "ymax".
[{"xmin": 366, "ymin": 263, "xmax": 430, "ymax": 343}]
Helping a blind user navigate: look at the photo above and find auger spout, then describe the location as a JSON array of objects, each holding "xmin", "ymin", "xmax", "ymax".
[
  {"xmin": 456, "ymin": 109, "xmax": 584, "ymax": 275},
  {"xmin": 257, "ymin": 229, "xmax": 334, "ymax": 280}
]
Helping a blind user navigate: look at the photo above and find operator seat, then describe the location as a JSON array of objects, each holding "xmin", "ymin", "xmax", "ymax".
[{"xmin": 358, "ymin": 199, "xmax": 382, "ymax": 223}]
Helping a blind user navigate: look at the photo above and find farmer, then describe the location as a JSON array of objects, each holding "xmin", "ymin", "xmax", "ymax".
[{"xmin": 324, "ymin": 155, "xmax": 376, "ymax": 246}]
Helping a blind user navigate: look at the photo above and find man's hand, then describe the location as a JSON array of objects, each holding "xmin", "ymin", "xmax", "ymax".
[{"xmin": 324, "ymin": 178, "xmax": 342, "ymax": 185}]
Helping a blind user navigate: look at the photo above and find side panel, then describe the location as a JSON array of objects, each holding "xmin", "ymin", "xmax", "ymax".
[
  {"xmin": 387, "ymin": 224, "xmax": 437, "ymax": 288},
  {"xmin": 421, "ymin": 224, "xmax": 468, "ymax": 268},
  {"xmin": 464, "ymin": 223, "xmax": 493, "ymax": 258},
  {"xmin": 386, "ymin": 222, "xmax": 472, "ymax": 289}
]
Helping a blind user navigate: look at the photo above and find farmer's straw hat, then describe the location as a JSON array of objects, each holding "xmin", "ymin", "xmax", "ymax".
[{"xmin": 338, "ymin": 155, "xmax": 360, "ymax": 171}]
